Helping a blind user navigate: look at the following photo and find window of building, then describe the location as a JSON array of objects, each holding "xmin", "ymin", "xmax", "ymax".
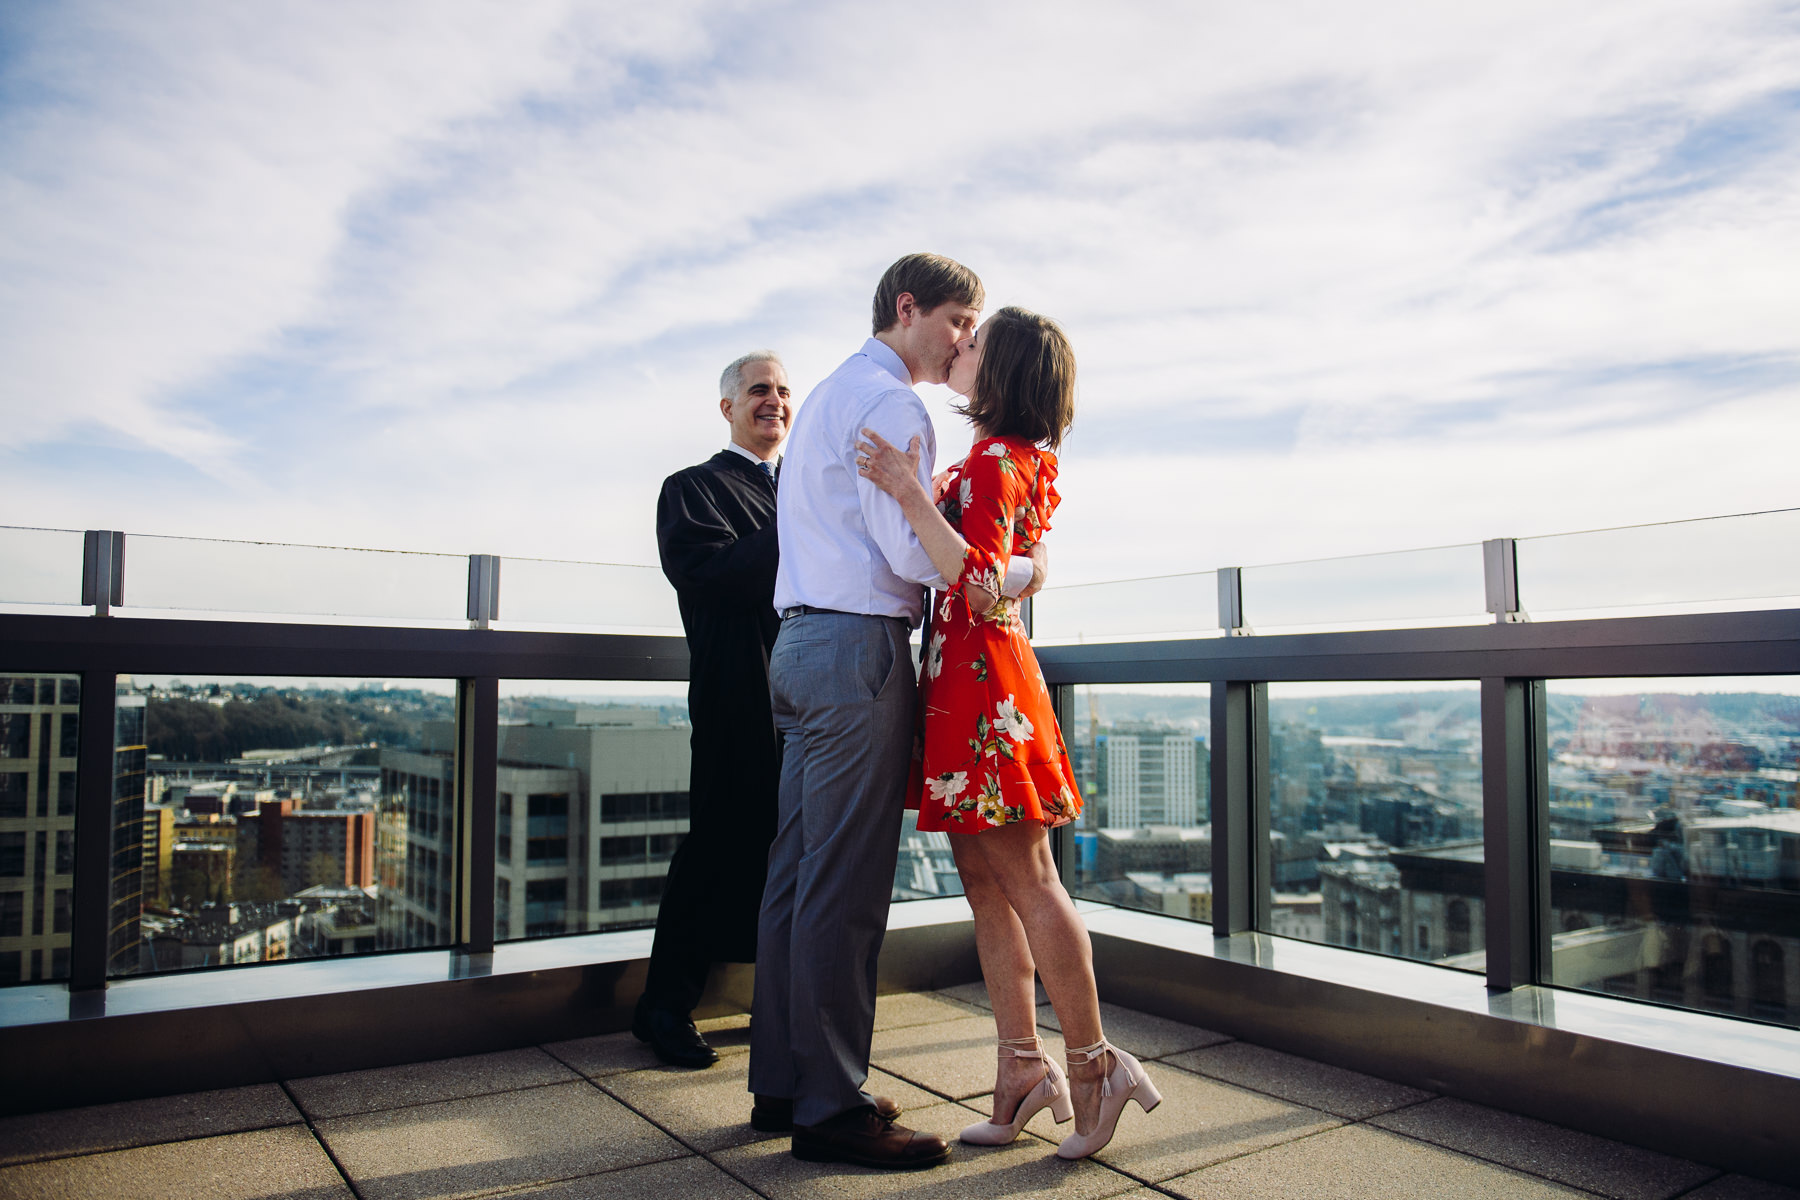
[
  {"xmin": 57, "ymin": 772, "xmax": 75, "ymax": 815},
  {"xmin": 53, "ymin": 888, "xmax": 70, "ymax": 934},
  {"xmin": 0, "ymin": 951, "xmax": 20, "ymax": 983},
  {"xmin": 0, "ymin": 832, "xmax": 24, "ymax": 877},
  {"xmin": 524, "ymin": 878, "xmax": 566, "ymax": 937},
  {"xmin": 58, "ymin": 679, "xmax": 79, "ymax": 706},
  {"xmin": 0, "ymin": 772, "xmax": 26, "ymax": 818},
  {"xmin": 58, "ymin": 712, "xmax": 78, "ymax": 758},
  {"xmin": 600, "ymin": 876, "xmax": 664, "ymax": 909},
  {"xmin": 526, "ymin": 793, "xmax": 568, "ymax": 866},
  {"xmin": 600, "ymin": 835, "xmax": 646, "ymax": 865},
  {"xmin": 1753, "ymin": 941, "xmax": 1785, "ymax": 1016},
  {"xmin": 1702, "ymin": 934, "xmax": 1733, "ymax": 1002},
  {"xmin": 1447, "ymin": 900, "xmax": 1471, "ymax": 956},
  {"xmin": 0, "ymin": 714, "xmax": 29, "ymax": 759},
  {"xmin": 54, "ymin": 830, "xmax": 73, "ymax": 875},
  {"xmin": 0, "ymin": 891, "xmax": 22, "ymax": 937}
]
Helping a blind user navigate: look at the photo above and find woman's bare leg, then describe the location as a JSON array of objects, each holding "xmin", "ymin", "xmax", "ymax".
[
  {"xmin": 951, "ymin": 833, "xmax": 1045, "ymax": 1122},
  {"xmin": 962, "ymin": 820, "xmax": 1109, "ymax": 1133}
]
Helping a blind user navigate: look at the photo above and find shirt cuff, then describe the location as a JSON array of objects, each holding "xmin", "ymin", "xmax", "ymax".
[{"xmin": 1001, "ymin": 554, "xmax": 1034, "ymax": 598}]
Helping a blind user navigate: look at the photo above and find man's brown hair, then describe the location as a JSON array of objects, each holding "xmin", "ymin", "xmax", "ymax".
[
  {"xmin": 957, "ymin": 306, "xmax": 1077, "ymax": 451},
  {"xmin": 871, "ymin": 252, "xmax": 985, "ymax": 334}
]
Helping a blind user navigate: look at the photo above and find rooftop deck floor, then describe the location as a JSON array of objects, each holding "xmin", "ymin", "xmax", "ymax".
[{"xmin": 0, "ymin": 983, "xmax": 1792, "ymax": 1200}]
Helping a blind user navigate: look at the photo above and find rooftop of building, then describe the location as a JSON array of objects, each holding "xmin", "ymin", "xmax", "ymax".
[{"xmin": 1, "ymin": 983, "xmax": 1787, "ymax": 1200}]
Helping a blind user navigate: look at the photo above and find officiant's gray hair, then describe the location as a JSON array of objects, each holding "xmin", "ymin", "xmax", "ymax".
[{"xmin": 720, "ymin": 350, "xmax": 785, "ymax": 401}]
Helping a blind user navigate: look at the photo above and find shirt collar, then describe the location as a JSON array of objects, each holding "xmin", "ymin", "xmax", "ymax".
[
  {"xmin": 861, "ymin": 337, "xmax": 912, "ymax": 387},
  {"xmin": 726, "ymin": 442, "xmax": 777, "ymax": 468}
]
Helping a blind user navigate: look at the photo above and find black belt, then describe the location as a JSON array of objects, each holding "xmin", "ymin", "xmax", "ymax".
[
  {"xmin": 779, "ymin": 604, "xmax": 851, "ymax": 619},
  {"xmin": 780, "ymin": 605, "xmax": 907, "ymax": 621}
]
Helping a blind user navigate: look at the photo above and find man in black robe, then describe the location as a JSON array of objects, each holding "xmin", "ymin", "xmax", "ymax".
[{"xmin": 635, "ymin": 350, "xmax": 792, "ymax": 1067}]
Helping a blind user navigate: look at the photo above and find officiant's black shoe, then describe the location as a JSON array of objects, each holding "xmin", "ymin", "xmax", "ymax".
[
  {"xmin": 752, "ymin": 1093, "xmax": 901, "ymax": 1133},
  {"xmin": 632, "ymin": 998, "xmax": 718, "ymax": 1068}
]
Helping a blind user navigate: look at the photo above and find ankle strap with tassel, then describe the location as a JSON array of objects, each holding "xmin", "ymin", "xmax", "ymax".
[
  {"xmin": 1066, "ymin": 1037, "xmax": 1133, "ymax": 1096},
  {"xmin": 996, "ymin": 1035, "xmax": 1044, "ymax": 1059}
]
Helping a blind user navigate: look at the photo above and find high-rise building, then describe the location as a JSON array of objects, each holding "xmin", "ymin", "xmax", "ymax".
[
  {"xmin": 1104, "ymin": 723, "xmax": 1203, "ymax": 828},
  {"xmin": 376, "ymin": 706, "xmax": 689, "ymax": 947},
  {"xmin": 248, "ymin": 799, "xmax": 375, "ymax": 895},
  {"xmin": 0, "ymin": 674, "xmax": 80, "ymax": 983}
]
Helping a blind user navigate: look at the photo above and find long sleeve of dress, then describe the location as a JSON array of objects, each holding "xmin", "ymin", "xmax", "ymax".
[
  {"xmin": 950, "ymin": 441, "xmax": 1031, "ymax": 605},
  {"xmin": 656, "ymin": 472, "xmax": 779, "ymax": 608}
]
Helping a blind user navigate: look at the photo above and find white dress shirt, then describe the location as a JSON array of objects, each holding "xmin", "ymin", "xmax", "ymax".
[
  {"xmin": 725, "ymin": 442, "xmax": 776, "ymax": 468},
  {"xmin": 773, "ymin": 339, "xmax": 1030, "ymax": 624}
]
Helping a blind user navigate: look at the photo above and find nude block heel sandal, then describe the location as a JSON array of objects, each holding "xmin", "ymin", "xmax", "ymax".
[
  {"xmin": 959, "ymin": 1035, "xmax": 1074, "ymax": 1145},
  {"xmin": 1055, "ymin": 1037, "xmax": 1162, "ymax": 1160}
]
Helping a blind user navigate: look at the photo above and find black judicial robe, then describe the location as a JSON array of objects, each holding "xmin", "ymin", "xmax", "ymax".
[{"xmin": 653, "ymin": 451, "xmax": 781, "ymax": 964}]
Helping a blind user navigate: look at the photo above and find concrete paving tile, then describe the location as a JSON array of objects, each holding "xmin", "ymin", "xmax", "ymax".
[
  {"xmin": 965, "ymin": 1058, "xmax": 1341, "ymax": 1183},
  {"xmin": 871, "ymin": 1015, "xmax": 1069, "ymax": 1100},
  {"xmin": 1038, "ymin": 1000, "xmax": 1234, "ymax": 1060},
  {"xmin": 1684, "ymin": 1176, "xmax": 1800, "ymax": 1200},
  {"xmin": 314, "ymin": 1079, "xmax": 684, "ymax": 1200},
  {"xmin": 545, "ymin": 1018, "xmax": 750, "ymax": 1082},
  {"xmin": 287, "ymin": 1047, "xmax": 579, "ymax": 1120},
  {"xmin": 1164, "ymin": 1123, "xmax": 1596, "ymax": 1200},
  {"xmin": 598, "ymin": 1053, "xmax": 941, "ymax": 1154},
  {"xmin": 0, "ymin": 1125, "xmax": 351, "ymax": 1200},
  {"xmin": 502, "ymin": 1154, "xmax": 761, "ymax": 1198},
  {"xmin": 1163, "ymin": 1041, "xmax": 1430, "ymax": 1119},
  {"xmin": 711, "ymin": 1099, "xmax": 1144, "ymax": 1199},
  {"xmin": 935, "ymin": 980, "xmax": 1049, "ymax": 1010},
  {"xmin": 0, "ymin": 1083, "xmax": 301, "ymax": 1166},
  {"xmin": 873, "ymin": 990, "xmax": 986, "ymax": 1031},
  {"xmin": 1370, "ymin": 1097, "xmax": 1721, "ymax": 1200},
  {"xmin": 541, "ymin": 1030, "xmax": 665, "ymax": 1078}
]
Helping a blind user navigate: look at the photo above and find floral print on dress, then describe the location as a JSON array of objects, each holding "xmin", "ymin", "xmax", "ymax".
[{"xmin": 908, "ymin": 436, "xmax": 1083, "ymax": 834}]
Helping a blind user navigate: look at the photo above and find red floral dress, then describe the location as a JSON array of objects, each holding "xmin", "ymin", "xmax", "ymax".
[{"xmin": 912, "ymin": 436, "xmax": 1083, "ymax": 832}]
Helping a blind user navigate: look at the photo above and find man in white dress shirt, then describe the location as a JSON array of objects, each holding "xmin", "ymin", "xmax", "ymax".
[{"xmin": 749, "ymin": 253, "xmax": 1042, "ymax": 1169}]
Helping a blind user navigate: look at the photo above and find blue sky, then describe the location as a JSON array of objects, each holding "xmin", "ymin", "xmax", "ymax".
[{"xmin": 2, "ymin": 0, "xmax": 1796, "ymax": 588}]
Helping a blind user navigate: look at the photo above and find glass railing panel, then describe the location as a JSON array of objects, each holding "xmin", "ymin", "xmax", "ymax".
[
  {"xmin": 124, "ymin": 535, "xmax": 467, "ymax": 622},
  {"xmin": 1032, "ymin": 572, "xmax": 1220, "ymax": 643},
  {"xmin": 1265, "ymin": 681, "xmax": 1485, "ymax": 971},
  {"xmin": 1517, "ymin": 509, "xmax": 1800, "ymax": 617},
  {"xmin": 497, "ymin": 558, "xmax": 681, "ymax": 633},
  {"xmin": 1241, "ymin": 543, "xmax": 1488, "ymax": 632},
  {"xmin": 0, "ymin": 526, "xmax": 85, "ymax": 608},
  {"xmin": 1543, "ymin": 675, "xmax": 1800, "ymax": 1029},
  {"xmin": 1065, "ymin": 684, "xmax": 1214, "ymax": 920},
  {"xmin": 495, "ymin": 681, "xmax": 690, "ymax": 942},
  {"xmin": 111, "ymin": 674, "xmax": 458, "ymax": 978},
  {"xmin": 0, "ymin": 671, "xmax": 82, "ymax": 984}
]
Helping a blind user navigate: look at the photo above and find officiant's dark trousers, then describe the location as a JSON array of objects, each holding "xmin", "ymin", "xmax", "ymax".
[{"xmin": 748, "ymin": 610, "xmax": 915, "ymax": 1128}]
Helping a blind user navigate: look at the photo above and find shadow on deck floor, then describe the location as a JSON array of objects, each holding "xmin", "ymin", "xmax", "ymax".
[{"xmin": 0, "ymin": 985, "xmax": 1793, "ymax": 1200}]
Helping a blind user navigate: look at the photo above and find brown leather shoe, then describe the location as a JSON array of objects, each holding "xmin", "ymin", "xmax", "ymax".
[
  {"xmin": 791, "ymin": 1106, "xmax": 949, "ymax": 1169},
  {"xmin": 752, "ymin": 1093, "xmax": 901, "ymax": 1133}
]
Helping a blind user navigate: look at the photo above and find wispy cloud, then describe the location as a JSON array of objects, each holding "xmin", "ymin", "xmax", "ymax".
[{"xmin": 1, "ymin": 0, "xmax": 1796, "ymax": 576}]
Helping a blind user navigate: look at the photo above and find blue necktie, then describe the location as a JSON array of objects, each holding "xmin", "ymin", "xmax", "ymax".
[{"xmin": 759, "ymin": 461, "xmax": 776, "ymax": 490}]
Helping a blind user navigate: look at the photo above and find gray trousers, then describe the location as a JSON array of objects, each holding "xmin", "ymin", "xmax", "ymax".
[{"xmin": 748, "ymin": 610, "xmax": 916, "ymax": 1127}]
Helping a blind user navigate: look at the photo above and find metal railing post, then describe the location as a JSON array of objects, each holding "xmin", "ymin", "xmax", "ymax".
[
  {"xmin": 69, "ymin": 671, "xmax": 117, "ymax": 990},
  {"xmin": 456, "ymin": 677, "xmax": 500, "ymax": 954},
  {"xmin": 467, "ymin": 554, "xmax": 501, "ymax": 630},
  {"xmin": 82, "ymin": 531, "xmax": 124, "ymax": 617},
  {"xmin": 1481, "ymin": 676, "xmax": 1548, "ymax": 990},
  {"xmin": 1219, "ymin": 567, "xmax": 1248, "ymax": 636},
  {"xmin": 1211, "ymin": 679, "xmax": 1268, "ymax": 934},
  {"xmin": 1484, "ymin": 538, "xmax": 1525, "ymax": 624}
]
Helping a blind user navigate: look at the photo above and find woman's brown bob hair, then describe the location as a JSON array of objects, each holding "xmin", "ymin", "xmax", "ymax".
[{"xmin": 957, "ymin": 306, "xmax": 1076, "ymax": 451}]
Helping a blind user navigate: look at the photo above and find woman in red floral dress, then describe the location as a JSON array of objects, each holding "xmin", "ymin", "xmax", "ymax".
[{"xmin": 857, "ymin": 307, "xmax": 1160, "ymax": 1161}]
